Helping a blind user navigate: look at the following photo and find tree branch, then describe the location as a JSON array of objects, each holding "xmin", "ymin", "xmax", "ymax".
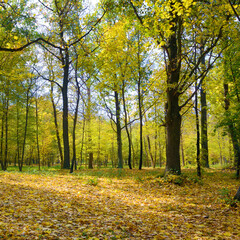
[{"xmin": 0, "ymin": 37, "xmax": 64, "ymax": 52}]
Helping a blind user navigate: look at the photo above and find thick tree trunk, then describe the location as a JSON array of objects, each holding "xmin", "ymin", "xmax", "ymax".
[
  {"xmin": 115, "ymin": 90, "xmax": 123, "ymax": 169},
  {"xmin": 234, "ymin": 186, "xmax": 240, "ymax": 201},
  {"xmin": 164, "ymin": 9, "xmax": 182, "ymax": 175},
  {"xmin": 165, "ymin": 55, "xmax": 181, "ymax": 174},
  {"xmin": 224, "ymin": 83, "xmax": 240, "ymax": 178},
  {"xmin": 62, "ymin": 53, "xmax": 70, "ymax": 169},
  {"xmin": 165, "ymin": 97, "xmax": 181, "ymax": 174}
]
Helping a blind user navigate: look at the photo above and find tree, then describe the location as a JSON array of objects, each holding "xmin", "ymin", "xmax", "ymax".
[
  {"xmin": 1, "ymin": 0, "xmax": 105, "ymax": 169},
  {"xmin": 129, "ymin": 0, "xmax": 229, "ymax": 174}
]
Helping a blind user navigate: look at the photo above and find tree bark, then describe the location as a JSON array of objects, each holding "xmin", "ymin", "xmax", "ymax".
[
  {"xmin": 224, "ymin": 83, "xmax": 240, "ymax": 178},
  {"xmin": 70, "ymin": 60, "xmax": 80, "ymax": 173},
  {"xmin": 234, "ymin": 186, "xmax": 240, "ymax": 201},
  {"xmin": 180, "ymin": 129, "xmax": 185, "ymax": 167},
  {"xmin": 19, "ymin": 81, "xmax": 32, "ymax": 171},
  {"xmin": 137, "ymin": 33, "xmax": 143, "ymax": 170},
  {"xmin": 115, "ymin": 90, "xmax": 123, "ymax": 168},
  {"xmin": 195, "ymin": 82, "xmax": 201, "ymax": 177},
  {"xmin": 164, "ymin": 5, "xmax": 182, "ymax": 175},
  {"xmin": 80, "ymin": 107, "xmax": 86, "ymax": 167},
  {"xmin": 50, "ymin": 82, "xmax": 63, "ymax": 169},
  {"xmin": 147, "ymin": 135, "xmax": 155, "ymax": 168},
  {"xmin": 62, "ymin": 50, "xmax": 70, "ymax": 169},
  {"xmin": 200, "ymin": 45, "xmax": 209, "ymax": 168},
  {"xmin": 35, "ymin": 96, "xmax": 40, "ymax": 171},
  {"xmin": 87, "ymin": 86, "xmax": 93, "ymax": 169},
  {"xmin": 0, "ymin": 102, "xmax": 4, "ymax": 170},
  {"xmin": 3, "ymin": 92, "xmax": 9, "ymax": 171},
  {"xmin": 165, "ymin": 41, "xmax": 182, "ymax": 174},
  {"xmin": 200, "ymin": 80, "xmax": 209, "ymax": 168},
  {"xmin": 122, "ymin": 81, "xmax": 132, "ymax": 169},
  {"xmin": 165, "ymin": 98, "xmax": 181, "ymax": 174}
]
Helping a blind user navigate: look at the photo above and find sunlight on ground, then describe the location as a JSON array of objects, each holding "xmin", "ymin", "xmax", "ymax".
[{"xmin": 0, "ymin": 169, "xmax": 240, "ymax": 239}]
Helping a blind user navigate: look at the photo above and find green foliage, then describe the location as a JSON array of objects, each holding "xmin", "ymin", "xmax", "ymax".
[
  {"xmin": 0, "ymin": 0, "xmax": 240, "ymax": 174},
  {"xmin": 159, "ymin": 173, "xmax": 203, "ymax": 186},
  {"xmin": 218, "ymin": 187, "xmax": 238, "ymax": 207},
  {"xmin": 86, "ymin": 177, "xmax": 99, "ymax": 186}
]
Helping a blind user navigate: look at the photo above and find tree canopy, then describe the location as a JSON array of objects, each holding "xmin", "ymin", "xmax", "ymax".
[{"xmin": 0, "ymin": 0, "xmax": 240, "ymax": 178}]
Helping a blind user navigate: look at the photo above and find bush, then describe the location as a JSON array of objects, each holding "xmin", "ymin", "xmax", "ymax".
[{"xmin": 86, "ymin": 177, "xmax": 99, "ymax": 186}]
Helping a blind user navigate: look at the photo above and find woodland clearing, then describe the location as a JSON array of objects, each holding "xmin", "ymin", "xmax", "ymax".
[{"xmin": 0, "ymin": 168, "xmax": 239, "ymax": 239}]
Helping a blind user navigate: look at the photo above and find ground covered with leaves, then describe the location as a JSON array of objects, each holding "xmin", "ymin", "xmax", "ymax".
[{"xmin": 0, "ymin": 168, "xmax": 239, "ymax": 239}]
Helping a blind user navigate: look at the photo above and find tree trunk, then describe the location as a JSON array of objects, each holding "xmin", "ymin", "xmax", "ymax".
[
  {"xmin": 165, "ymin": 100, "xmax": 181, "ymax": 174},
  {"xmin": 16, "ymin": 99, "xmax": 20, "ymax": 170},
  {"xmin": 50, "ymin": 82, "xmax": 63, "ymax": 169},
  {"xmin": 234, "ymin": 186, "xmax": 240, "ymax": 201},
  {"xmin": 70, "ymin": 61, "xmax": 80, "ymax": 173},
  {"xmin": 200, "ymin": 45, "xmax": 209, "ymax": 168},
  {"xmin": 88, "ymin": 152, "xmax": 93, "ymax": 169},
  {"xmin": 20, "ymin": 83, "xmax": 31, "ymax": 172},
  {"xmin": 0, "ymin": 109, "xmax": 4, "ymax": 170},
  {"xmin": 144, "ymin": 137, "xmax": 150, "ymax": 168},
  {"xmin": 3, "ymin": 94, "xmax": 9, "ymax": 171},
  {"xmin": 164, "ymin": 10, "xmax": 182, "ymax": 175},
  {"xmin": 87, "ymin": 86, "xmax": 93, "ymax": 169},
  {"xmin": 217, "ymin": 130, "xmax": 223, "ymax": 166},
  {"xmin": 115, "ymin": 90, "xmax": 123, "ymax": 168},
  {"xmin": 180, "ymin": 129, "xmax": 185, "ymax": 167},
  {"xmin": 154, "ymin": 125, "xmax": 158, "ymax": 168},
  {"xmin": 137, "ymin": 34, "xmax": 143, "ymax": 170},
  {"xmin": 147, "ymin": 135, "xmax": 155, "ymax": 168},
  {"xmin": 35, "ymin": 96, "xmax": 40, "ymax": 171},
  {"xmin": 122, "ymin": 81, "xmax": 132, "ymax": 169},
  {"xmin": 80, "ymin": 109, "xmax": 85, "ymax": 167},
  {"xmin": 97, "ymin": 116, "xmax": 102, "ymax": 168},
  {"xmin": 200, "ymin": 80, "xmax": 209, "ymax": 168},
  {"xmin": 224, "ymin": 83, "xmax": 240, "ymax": 178},
  {"xmin": 195, "ymin": 82, "xmax": 201, "ymax": 177},
  {"xmin": 62, "ymin": 51, "xmax": 70, "ymax": 169}
]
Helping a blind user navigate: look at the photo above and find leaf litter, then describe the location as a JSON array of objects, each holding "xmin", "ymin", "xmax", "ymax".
[{"xmin": 0, "ymin": 169, "xmax": 239, "ymax": 239}]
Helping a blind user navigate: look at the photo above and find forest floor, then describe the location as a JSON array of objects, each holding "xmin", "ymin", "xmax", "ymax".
[{"xmin": 0, "ymin": 168, "xmax": 240, "ymax": 239}]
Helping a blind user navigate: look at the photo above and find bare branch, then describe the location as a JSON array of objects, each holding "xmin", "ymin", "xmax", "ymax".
[
  {"xmin": 33, "ymin": 66, "xmax": 63, "ymax": 90},
  {"xmin": 0, "ymin": 37, "xmax": 64, "ymax": 52},
  {"xmin": 38, "ymin": 0, "xmax": 53, "ymax": 12}
]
